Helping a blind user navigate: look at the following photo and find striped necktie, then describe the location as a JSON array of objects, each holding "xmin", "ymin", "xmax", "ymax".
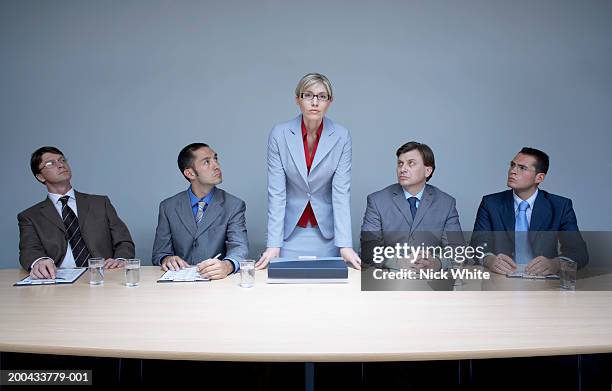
[
  {"xmin": 59, "ymin": 196, "xmax": 91, "ymax": 267},
  {"xmin": 196, "ymin": 201, "xmax": 207, "ymax": 224}
]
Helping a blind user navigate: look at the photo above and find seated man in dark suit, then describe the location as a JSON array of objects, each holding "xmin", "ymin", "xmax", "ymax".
[
  {"xmin": 472, "ymin": 147, "xmax": 588, "ymax": 275},
  {"xmin": 361, "ymin": 141, "xmax": 465, "ymax": 271},
  {"xmin": 152, "ymin": 143, "xmax": 248, "ymax": 279},
  {"xmin": 18, "ymin": 146, "xmax": 135, "ymax": 279}
]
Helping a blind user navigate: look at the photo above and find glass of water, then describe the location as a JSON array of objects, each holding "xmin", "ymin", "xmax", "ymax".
[
  {"xmin": 88, "ymin": 257, "xmax": 105, "ymax": 285},
  {"xmin": 559, "ymin": 259, "xmax": 577, "ymax": 291},
  {"xmin": 239, "ymin": 260, "xmax": 255, "ymax": 288},
  {"xmin": 125, "ymin": 259, "xmax": 141, "ymax": 287}
]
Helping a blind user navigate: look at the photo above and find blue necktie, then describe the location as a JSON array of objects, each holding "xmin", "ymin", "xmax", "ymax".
[
  {"xmin": 196, "ymin": 201, "xmax": 207, "ymax": 224},
  {"xmin": 515, "ymin": 200, "xmax": 533, "ymax": 264},
  {"xmin": 407, "ymin": 197, "xmax": 418, "ymax": 219}
]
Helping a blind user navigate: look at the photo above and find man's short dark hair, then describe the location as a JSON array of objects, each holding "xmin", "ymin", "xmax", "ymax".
[
  {"xmin": 395, "ymin": 141, "xmax": 436, "ymax": 181},
  {"xmin": 519, "ymin": 147, "xmax": 549, "ymax": 174},
  {"xmin": 178, "ymin": 143, "xmax": 209, "ymax": 181},
  {"xmin": 30, "ymin": 146, "xmax": 64, "ymax": 178}
]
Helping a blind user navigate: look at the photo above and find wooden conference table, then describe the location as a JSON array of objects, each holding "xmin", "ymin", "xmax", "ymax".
[{"xmin": 1, "ymin": 266, "xmax": 612, "ymax": 362}]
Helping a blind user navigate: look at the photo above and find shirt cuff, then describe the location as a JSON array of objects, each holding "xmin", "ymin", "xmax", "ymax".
[
  {"xmin": 224, "ymin": 257, "xmax": 239, "ymax": 274},
  {"xmin": 30, "ymin": 257, "xmax": 54, "ymax": 270},
  {"xmin": 558, "ymin": 256, "xmax": 575, "ymax": 264},
  {"xmin": 334, "ymin": 242, "xmax": 353, "ymax": 249}
]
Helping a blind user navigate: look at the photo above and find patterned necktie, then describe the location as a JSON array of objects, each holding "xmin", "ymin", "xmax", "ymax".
[
  {"xmin": 59, "ymin": 196, "xmax": 91, "ymax": 267},
  {"xmin": 515, "ymin": 200, "xmax": 533, "ymax": 264},
  {"xmin": 196, "ymin": 201, "xmax": 207, "ymax": 224},
  {"xmin": 407, "ymin": 197, "xmax": 418, "ymax": 219}
]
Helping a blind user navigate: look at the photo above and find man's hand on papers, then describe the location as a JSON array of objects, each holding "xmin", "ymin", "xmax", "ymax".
[
  {"xmin": 525, "ymin": 256, "xmax": 560, "ymax": 276},
  {"xmin": 197, "ymin": 258, "xmax": 232, "ymax": 280},
  {"xmin": 484, "ymin": 253, "xmax": 517, "ymax": 275},
  {"xmin": 30, "ymin": 258, "xmax": 56, "ymax": 280},
  {"xmin": 161, "ymin": 255, "xmax": 190, "ymax": 271}
]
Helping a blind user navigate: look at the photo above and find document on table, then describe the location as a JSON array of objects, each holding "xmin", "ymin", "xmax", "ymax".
[
  {"xmin": 157, "ymin": 267, "xmax": 209, "ymax": 283},
  {"xmin": 506, "ymin": 264, "xmax": 560, "ymax": 280},
  {"xmin": 14, "ymin": 268, "xmax": 86, "ymax": 286}
]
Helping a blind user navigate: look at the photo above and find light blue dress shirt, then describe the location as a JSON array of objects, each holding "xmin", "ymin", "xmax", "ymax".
[
  {"xmin": 512, "ymin": 189, "xmax": 538, "ymax": 227},
  {"xmin": 403, "ymin": 185, "xmax": 425, "ymax": 207},
  {"xmin": 187, "ymin": 186, "xmax": 239, "ymax": 273}
]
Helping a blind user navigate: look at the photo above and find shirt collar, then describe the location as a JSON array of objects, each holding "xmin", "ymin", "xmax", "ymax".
[
  {"xmin": 301, "ymin": 116, "xmax": 324, "ymax": 139},
  {"xmin": 188, "ymin": 186, "xmax": 215, "ymax": 207},
  {"xmin": 513, "ymin": 188, "xmax": 538, "ymax": 211},
  {"xmin": 48, "ymin": 187, "xmax": 75, "ymax": 205},
  {"xmin": 403, "ymin": 184, "xmax": 425, "ymax": 201}
]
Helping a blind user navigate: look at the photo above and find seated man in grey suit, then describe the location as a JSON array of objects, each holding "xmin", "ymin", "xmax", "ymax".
[
  {"xmin": 152, "ymin": 143, "xmax": 248, "ymax": 280},
  {"xmin": 361, "ymin": 141, "xmax": 464, "ymax": 270},
  {"xmin": 18, "ymin": 146, "xmax": 135, "ymax": 279}
]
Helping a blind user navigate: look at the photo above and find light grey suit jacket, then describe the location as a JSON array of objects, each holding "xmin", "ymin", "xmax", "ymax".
[
  {"xmin": 152, "ymin": 188, "xmax": 248, "ymax": 269},
  {"xmin": 360, "ymin": 183, "xmax": 464, "ymax": 268},
  {"xmin": 266, "ymin": 115, "xmax": 352, "ymax": 248}
]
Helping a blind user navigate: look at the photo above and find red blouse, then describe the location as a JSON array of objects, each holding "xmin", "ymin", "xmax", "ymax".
[{"xmin": 296, "ymin": 118, "xmax": 323, "ymax": 228}]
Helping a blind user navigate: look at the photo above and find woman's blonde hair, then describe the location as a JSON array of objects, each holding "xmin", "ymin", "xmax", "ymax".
[{"xmin": 295, "ymin": 73, "xmax": 333, "ymax": 100}]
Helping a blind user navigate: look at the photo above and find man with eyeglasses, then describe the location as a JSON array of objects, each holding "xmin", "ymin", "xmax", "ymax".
[
  {"xmin": 17, "ymin": 146, "xmax": 135, "ymax": 279},
  {"xmin": 471, "ymin": 147, "xmax": 588, "ymax": 275}
]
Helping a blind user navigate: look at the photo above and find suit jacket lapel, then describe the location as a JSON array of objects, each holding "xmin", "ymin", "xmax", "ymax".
[
  {"xmin": 529, "ymin": 190, "xmax": 552, "ymax": 247},
  {"xmin": 410, "ymin": 185, "xmax": 434, "ymax": 234},
  {"xmin": 176, "ymin": 191, "xmax": 198, "ymax": 237},
  {"xmin": 284, "ymin": 115, "xmax": 309, "ymax": 186},
  {"xmin": 392, "ymin": 184, "xmax": 414, "ymax": 227},
  {"xmin": 40, "ymin": 198, "xmax": 65, "ymax": 233},
  {"xmin": 75, "ymin": 191, "xmax": 90, "ymax": 229},
  {"xmin": 195, "ymin": 188, "xmax": 224, "ymax": 238},
  {"xmin": 310, "ymin": 117, "xmax": 340, "ymax": 173},
  {"xmin": 501, "ymin": 190, "xmax": 516, "ymax": 245},
  {"xmin": 502, "ymin": 190, "xmax": 515, "ymax": 231}
]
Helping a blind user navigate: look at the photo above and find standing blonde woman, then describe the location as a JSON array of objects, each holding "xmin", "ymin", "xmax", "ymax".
[{"xmin": 256, "ymin": 73, "xmax": 361, "ymax": 269}]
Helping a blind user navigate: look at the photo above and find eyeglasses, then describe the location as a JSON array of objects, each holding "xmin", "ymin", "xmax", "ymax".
[
  {"xmin": 300, "ymin": 92, "xmax": 330, "ymax": 101},
  {"xmin": 40, "ymin": 157, "xmax": 68, "ymax": 170},
  {"xmin": 509, "ymin": 161, "xmax": 534, "ymax": 173}
]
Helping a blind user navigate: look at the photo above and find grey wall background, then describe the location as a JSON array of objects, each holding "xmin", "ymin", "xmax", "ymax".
[{"xmin": 1, "ymin": 0, "xmax": 611, "ymax": 268}]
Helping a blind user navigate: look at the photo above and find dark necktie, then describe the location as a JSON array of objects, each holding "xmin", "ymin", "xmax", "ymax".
[
  {"xmin": 407, "ymin": 197, "xmax": 418, "ymax": 219},
  {"xmin": 59, "ymin": 196, "xmax": 91, "ymax": 267}
]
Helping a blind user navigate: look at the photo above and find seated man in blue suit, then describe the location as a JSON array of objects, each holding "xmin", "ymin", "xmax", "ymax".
[
  {"xmin": 472, "ymin": 147, "xmax": 588, "ymax": 275},
  {"xmin": 152, "ymin": 143, "xmax": 248, "ymax": 279},
  {"xmin": 361, "ymin": 141, "xmax": 464, "ymax": 270}
]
